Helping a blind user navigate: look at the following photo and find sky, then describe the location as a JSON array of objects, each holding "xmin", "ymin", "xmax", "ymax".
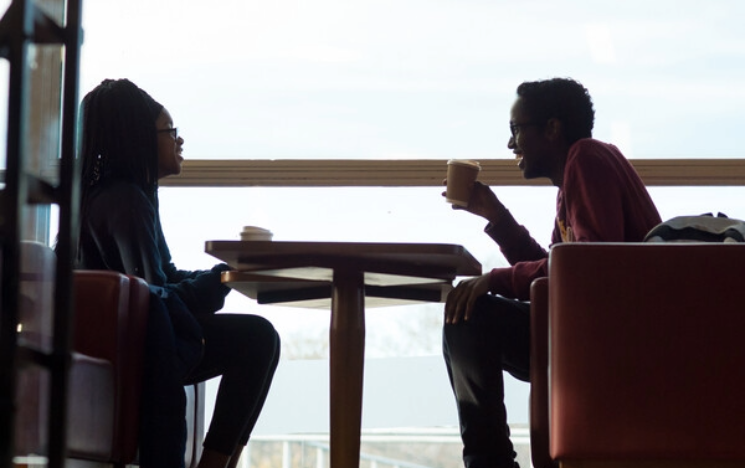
[{"xmin": 74, "ymin": 0, "xmax": 745, "ymax": 160}]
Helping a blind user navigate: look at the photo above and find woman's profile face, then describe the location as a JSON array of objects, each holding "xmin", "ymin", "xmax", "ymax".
[{"xmin": 155, "ymin": 108, "xmax": 184, "ymax": 179}]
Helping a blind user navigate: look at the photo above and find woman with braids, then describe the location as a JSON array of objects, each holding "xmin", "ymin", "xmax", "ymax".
[{"xmin": 75, "ymin": 78, "xmax": 280, "ymax": 468}]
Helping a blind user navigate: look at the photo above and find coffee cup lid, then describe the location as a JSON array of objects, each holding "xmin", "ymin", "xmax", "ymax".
[{"xmin": 242, "ymin": 226, "xmax": 272, "ymax": 233}]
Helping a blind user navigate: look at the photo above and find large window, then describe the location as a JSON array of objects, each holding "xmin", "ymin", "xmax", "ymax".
[{"xmin": 7, "ymin": 0, "xmax": 745, "ymax": 467}]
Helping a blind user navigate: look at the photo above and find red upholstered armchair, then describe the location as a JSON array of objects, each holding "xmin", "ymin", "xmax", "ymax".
[
  {"xmin": 530, "ymin": 243, "xmax": 745, "ymax": 468},
  {"xmin": 16, "ymin": 242, "xmax": 204, "ymax": 468},
  {"xmin": 72, "ymin": 272, "xmax": 206, "ymax": 468},
  {"xmin": 69, "ymin": 270, "xmax": 150, "ymax": 463}
]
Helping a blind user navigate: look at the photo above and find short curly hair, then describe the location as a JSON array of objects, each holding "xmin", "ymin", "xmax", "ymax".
[{"xmin": 516, "ymin": 78, "xmax": 595, "ymax": 145}]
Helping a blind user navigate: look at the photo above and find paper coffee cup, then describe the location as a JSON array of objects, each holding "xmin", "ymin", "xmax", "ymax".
[
  {"xmin": 445, "ymin": 159, "xmax": 481, "ymax": 207},
  {"xmin": 240, "ymin": 226, "xmax": 274, "ymax": 241}
]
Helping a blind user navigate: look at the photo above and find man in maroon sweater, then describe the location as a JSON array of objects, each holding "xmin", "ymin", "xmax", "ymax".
[{"xmin": 442, "ymin": 78, "xmax": 661, "ymax": 468}]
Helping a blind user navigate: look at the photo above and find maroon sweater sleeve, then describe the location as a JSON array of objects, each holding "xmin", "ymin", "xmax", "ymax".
[
  {"xmin": 483, "ymin": 207, "xmax": 550, "ymax": 301},
  {"xmin": 484, "ymin": 208, "xmax": 548, "ymax": 264},
  {"xmin": 488, "ymin": 260, "xmax": 548, "ymax": 301}
]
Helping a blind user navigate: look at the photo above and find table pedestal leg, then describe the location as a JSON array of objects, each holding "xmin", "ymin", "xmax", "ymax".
[{"xmin": 329, "ymin": 269, "xmax": 365, "ymax": 468}]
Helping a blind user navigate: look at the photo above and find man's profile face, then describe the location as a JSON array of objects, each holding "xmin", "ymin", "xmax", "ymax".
[{"xmin": 507, "ymin": 97, "xmax": 552, "ymax": 180}]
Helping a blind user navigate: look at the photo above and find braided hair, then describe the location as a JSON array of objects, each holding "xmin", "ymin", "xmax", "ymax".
[
  {"xmin": 79, "ymin": 79, "xmax": 164, "ymax": 196},
  {"xmin": 69, "ymin": 79, "xmax": 164, "ymax": 261}
]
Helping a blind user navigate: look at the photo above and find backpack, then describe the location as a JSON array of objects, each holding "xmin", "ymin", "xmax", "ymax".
[{"xmin": 644, "ymin": 213, "xmax": 745, "ymax": 243}]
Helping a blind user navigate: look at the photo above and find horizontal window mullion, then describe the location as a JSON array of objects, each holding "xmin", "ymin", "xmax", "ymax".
[{"xmin": 159, "ymin": 159, "xmax": 745, "ymax": 188}]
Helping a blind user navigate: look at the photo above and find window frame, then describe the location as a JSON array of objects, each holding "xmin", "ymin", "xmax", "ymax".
[{"xmin": 160, "ymin": 158, "xmax": 745, "ymax": 188}]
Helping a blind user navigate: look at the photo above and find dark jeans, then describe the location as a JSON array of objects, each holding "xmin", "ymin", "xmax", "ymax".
[
  {"xmin": 139, "ymin": 299, "xmax": 280, "ymax": 468},
  {"xmin": 443, "ymin": 294, "xmax": 530, "ymax": 468},
  {"xmin": 187, "ymin": 313, "xmax": 280, "ymax": 454}
]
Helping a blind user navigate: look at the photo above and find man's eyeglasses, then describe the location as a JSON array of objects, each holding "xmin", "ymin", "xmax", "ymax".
[
  {"xmin": 509, "ymin": 122, "xmax": 543, "ymax": 138},
  {"xmin": 157, "ymin": 127, "xmax": 179, "ymax": 139}
]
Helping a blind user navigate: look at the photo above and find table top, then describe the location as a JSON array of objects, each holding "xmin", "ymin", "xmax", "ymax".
[
  {"xmin": 205, "ymin": 240, "xmax": 482, "ymax": 309},
  {"xmin": 205, "ymin": 240, "xmax": 482, "ymax": 279}
]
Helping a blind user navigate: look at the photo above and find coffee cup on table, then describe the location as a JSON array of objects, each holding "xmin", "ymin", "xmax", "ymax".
[
  {"xmin": 240, "ymin": 226, "xmax": 273, "ymax": 241},
  {"xmin": 445, "ymin": 159, "xmax": 481, "ymax": 207}
]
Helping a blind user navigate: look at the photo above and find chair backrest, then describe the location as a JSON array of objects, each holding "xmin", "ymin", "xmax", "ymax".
[{"xmin": 547, "ymin": 243, "xmax": 745, "ymax": 465}]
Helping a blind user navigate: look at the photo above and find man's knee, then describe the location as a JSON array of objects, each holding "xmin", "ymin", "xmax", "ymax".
[
  {"xmin": 444, "ymin": 294, "xmax": 502, "ymax": 333},
  {"xmin": 443, "ymin": 295, "xmax": 494, "ymax": 356}
]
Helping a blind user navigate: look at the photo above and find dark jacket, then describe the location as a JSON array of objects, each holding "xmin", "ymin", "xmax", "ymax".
[{"xmin": 77, "ymin": 178, "xmax": 231, "ymax": 375}]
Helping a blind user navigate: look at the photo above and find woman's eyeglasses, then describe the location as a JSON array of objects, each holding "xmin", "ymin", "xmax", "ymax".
[{"xmin": 157, "ymin": 127, "xmax": 179, "ymax": 139}]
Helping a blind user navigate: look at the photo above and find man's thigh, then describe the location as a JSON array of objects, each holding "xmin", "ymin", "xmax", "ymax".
[{"xmin": 456, "ymin": 294, "xmax": 531, "ymax": 381}]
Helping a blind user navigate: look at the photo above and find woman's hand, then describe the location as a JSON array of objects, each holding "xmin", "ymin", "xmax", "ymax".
[{"xmin": 444, "ymin": 273, "xmax": 492, "ymax": 324}]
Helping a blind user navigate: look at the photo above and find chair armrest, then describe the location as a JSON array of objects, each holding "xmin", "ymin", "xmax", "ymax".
[
  {"xmin": 529, "ymin": 277, "xmax": 557, "ymax": 468},
  {"xmin": 72, "ymin": 270, "xmax": 130, "ymax": 363},
  {"xmin": 548, "ymin": 243, "xmax": 745, "ymax": 461},
  {"xmin": 184, "ymin": 382, "xmax": 206, "ymax": 468}
]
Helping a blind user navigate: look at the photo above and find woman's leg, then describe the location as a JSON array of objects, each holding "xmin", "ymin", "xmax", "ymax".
[
  {"xmin": 226, "ymin": 444, "xmax": 246, "ymax": 468},
  {"xmin": 186, "ymin": 313, "xmax": 280, "ymax": 464},
  {"xmin": 139, "ymin": 293, "xmax": 189, "ymax": 468}
]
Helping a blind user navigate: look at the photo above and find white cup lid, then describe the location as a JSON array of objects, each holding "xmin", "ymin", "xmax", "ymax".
[{"xmin": 242, "ymin": 226, "xmax": 272, "ymax": 234}]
